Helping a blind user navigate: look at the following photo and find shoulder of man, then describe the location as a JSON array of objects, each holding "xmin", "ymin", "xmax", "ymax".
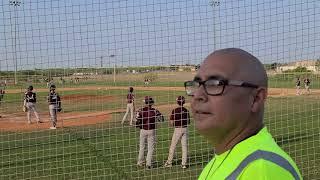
[
  {"xmin": 181, "ymin": 106, "xmax": 189, "ymax": 112},
  {"xmin": 237, "ymin": 159, "xmax": 301, "ymax": 180},
  {"xmin": 135, "ymin": 107, "xmax": 144, "ymax": 118},
  {"xmin": 173, "ymin": 106, "xmax": 189, "ymax": 113},
  {"xmin": 136, "ymin": 107, "xmax": 145, "ymax": 113}
]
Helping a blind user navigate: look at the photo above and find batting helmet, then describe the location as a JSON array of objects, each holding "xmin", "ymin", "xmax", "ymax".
[
  {"xmin": 176, "ymin": 96, "xmax": 185, "ymax": 106},
  {"xmin": 129, "ymin": 87, "xmax": 134, "ymax": 92},
  {"xmin": 143, "ymin": 96, "xmax": 154, "ymax": 105},
  {"xmin": 27, "ymin": 85, "xmax": 33, "ymax": 91},
  {"xmin": 50, "ymin": 84, "xmax": 56, "ymax": 90}
]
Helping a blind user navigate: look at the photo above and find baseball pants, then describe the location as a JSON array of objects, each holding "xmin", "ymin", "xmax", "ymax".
[
  {"xmin": 305, "ymin": 85, "xmax": 310, "ymax": 93},
  {"xmin": 137, "ymin": 129, "xmax": 155, "ymax": 167},
  {"xmin": 121, "ymin": 103, "xmax": 134, "ymax": 125},
  {"xmin": 166, "ymin": 127, "xmax": 188, "ymax": 166},
  {"xmin": 296, "ymin": 86, "xmax": 301, "ymax": 95},
  {"xmin": 49, "ymin": 104, "xmax": 58, "ymax": 127},
  {"xmin": 26, "ymin": 102, "xmax": 40, "ymax": 123}
]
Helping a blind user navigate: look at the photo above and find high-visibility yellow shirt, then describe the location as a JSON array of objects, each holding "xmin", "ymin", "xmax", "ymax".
[{"xmin": 198, "ymin": 127, "xmax": 302, "ymax": 180}]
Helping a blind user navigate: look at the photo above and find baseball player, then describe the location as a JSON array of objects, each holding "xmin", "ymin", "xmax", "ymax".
[
  {"xmin": 0, "ymin": 82, "xmax": 5, "ymax": 118},
  {"xmin": 47, "ymin": 84, "xmax": 61, "ymax": 129},
  {"xmin": 0, "ymin": 85, "xmax": 5, "ymax": 104},
  {"xmin": 136, "ymin": 96, "xmax": 164, "ymax": 169},
  {"xmin": 296, "ymin": 77, "xmax": 301, "ymax": 95},
  {"xmin": 24, "ymin": 85, "xmax": 42, "ymax": 124},
  {"xmin": 121, "ymin": 87, "xmax": 135, "ymax": 126},
  {"xmin": 164, "ymin": 96, "xmax": 190, "ymax": 169},
  {"xmin": 304, "ymin": 77, "xmax": 311, "ymax": 94}
]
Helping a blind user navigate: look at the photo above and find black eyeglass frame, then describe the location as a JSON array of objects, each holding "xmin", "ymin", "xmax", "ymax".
[{"xmin": 184, "ymin": 79, "xmax": 259, "ymax": 96}]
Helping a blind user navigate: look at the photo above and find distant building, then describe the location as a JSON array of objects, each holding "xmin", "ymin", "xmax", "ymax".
[
  {"xmin": 72, "ymin": 72, "xmax": 94, "ymax": 76},
  {"xmin": 170, "ymin": 65, "xmax": 196, "ymax": 72},
  {"xmin": 276, "ymin": 60, "xmax": 317, "ymax": 72}
]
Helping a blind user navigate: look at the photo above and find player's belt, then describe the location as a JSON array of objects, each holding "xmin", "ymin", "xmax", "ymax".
[{"xmin": 175, "ymin": 126, "xmax": 187, "ymax": 128}]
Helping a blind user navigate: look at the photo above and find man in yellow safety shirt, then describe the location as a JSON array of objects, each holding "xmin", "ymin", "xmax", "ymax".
[{"xmin": 184, "ymin": 48, "xmax": 302, "ymax": 179}]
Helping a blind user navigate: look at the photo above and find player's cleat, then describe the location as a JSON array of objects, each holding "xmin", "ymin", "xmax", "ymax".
[
  {"xmin": 137, "ymin": 163, "xmax": 144, "ymax": 167},
  {"xmin": 49, "ymin": 127, "xmax": 56, "ymax": 130},
  {"xmin": 182, "ymin": 165, "xmax": 187, "ymax": 169},
  {"xmin": 146, "ymin": 165, "xmax": 152, "ymax": 169},
  {"xmin": 164, "ymin": 162, "xmax": 172, "ymax": 168},
  {"xmin": 37, "ymin": 121, "xmax": 43, "ymax": 123}
]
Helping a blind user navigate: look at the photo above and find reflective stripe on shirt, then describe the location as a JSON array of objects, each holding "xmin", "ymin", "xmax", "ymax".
[{"xmin": 226, "ymin": 150, "xmax": 300, "ymax": 180}]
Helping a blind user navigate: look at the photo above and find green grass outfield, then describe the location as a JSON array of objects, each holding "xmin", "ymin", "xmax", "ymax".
[
  {"xmin": 0, "ymin": 89, "xmax": 319, "ymax": 179},
  {"xmin": 3, "ymin": 72, "xmax": 320, "ymax": 90}
]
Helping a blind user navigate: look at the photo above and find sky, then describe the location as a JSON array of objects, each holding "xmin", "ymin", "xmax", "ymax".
[{"xmin": 0, "ymin": 0, "xmax": 319, "ymax": 71}]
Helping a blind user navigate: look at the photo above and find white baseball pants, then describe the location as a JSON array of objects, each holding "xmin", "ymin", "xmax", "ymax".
[
  {"xmin": 166, "ymin": 127, "xmax": 188, "ymax": 166},
  {"xmin": 137, "ymin": 129, "xmax": 155, "ymax": 167}
]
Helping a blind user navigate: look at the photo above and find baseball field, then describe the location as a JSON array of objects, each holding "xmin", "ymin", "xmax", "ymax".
[{"xmin": 0, "ymin": 72, "xmax": 319, "ymax": 179}]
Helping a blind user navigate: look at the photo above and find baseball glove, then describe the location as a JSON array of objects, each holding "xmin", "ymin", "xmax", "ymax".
[
  {"xmin": 135, "ymin": 119, "xmax": 142, "ymax": 129},
  {"xmin": 57, "ymin": 107, "xmax": 62, "ymax": 112},
  {"xmin": 23, "ymin": 105, "xmax": 28, "ymax": 112}
]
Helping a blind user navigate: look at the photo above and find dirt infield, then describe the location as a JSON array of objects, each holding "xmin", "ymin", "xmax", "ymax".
[
  {"xmin": 1, "ymin": 86, "xmax": 319, "ymax": 132},
  {"xmin": 0, "ymin": 111, "xmax": 113, "ymax": 132}
]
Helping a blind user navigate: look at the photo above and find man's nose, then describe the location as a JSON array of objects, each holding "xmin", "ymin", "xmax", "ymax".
[{"xmin": 192, "ymin": 85, "xmax": 207, "ymax": 102}]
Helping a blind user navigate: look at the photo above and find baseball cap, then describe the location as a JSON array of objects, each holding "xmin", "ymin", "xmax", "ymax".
[
  {"xmin": 50, "ymin": 84, "xmax": 56, "ymax": 90},
  {"xmin": 27, "ymin": 85, "xmax": 33, "ymax": 91},
  {"xmin": 176, "ymin": 96, "xmax": 185, "ymax": 105},
  {"xmin": 143, "ymin": 96, "xmax": 154, "ymax": 104}
]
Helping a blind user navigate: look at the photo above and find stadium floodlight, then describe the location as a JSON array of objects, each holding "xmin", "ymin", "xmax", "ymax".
[
  {"xmin": 9, "ymin": 0, "xmax": 21, "ymax": 85},
  {"xmin": 209, "ymin": 0, "xmax": 220, "ymax": 51}
]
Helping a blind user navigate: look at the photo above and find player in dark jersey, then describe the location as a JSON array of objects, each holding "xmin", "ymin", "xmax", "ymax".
[
  {"xmin": 24, "ymin": 85, "xmax": 41, "ymax": 124},
  {"xmin": 0, "ymin": 86, "xmax": 5, "ymax": 104},
  {"xmin": 121, "ymin": 87, "xmax": 135, "ymax": 125},
  {"xmin": 296, "ymin": 77, "xmax": 301, "ymax": 95},
  {"xmin": 304, "ymin": 77, "xmax": 311, "ymax": 94},
  {"xmin": 0, "ymin": 82, "xmax": 5, "ymax": 118},
  {"xmin": 164, "ymin": 96, "xmax": 190, "ymax": 169},
  {"xmin": 47, "ymin": 84, "xmax": 61, "ymax": 129},
  {"xmin": 136, "ymin": 96, "xmax": 164, "ymax": 169}
]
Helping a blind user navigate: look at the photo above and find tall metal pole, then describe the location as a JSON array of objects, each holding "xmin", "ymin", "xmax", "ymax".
[
  {"xmin": 209, "ymin": 1, "xmax": 220, "ymax": 51},
  {"xmin": 100, "ymin": 56, "xmax": 103, "ymax": 68},
  {"xmin": 9, "ymin": 0, "xmax": 21, "ymax": 85},
  {"xmin": 109, "ymin": 54, "xmax": 116, "ymax": 83}
]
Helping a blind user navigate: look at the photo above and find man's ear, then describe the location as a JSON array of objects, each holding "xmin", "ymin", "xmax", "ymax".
[{"xmin": 251, "ymin": 87, "xmax": 267, "ymax": 113}]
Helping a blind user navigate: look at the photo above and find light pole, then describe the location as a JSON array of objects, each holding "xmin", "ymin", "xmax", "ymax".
[
  {"xmin": 100, "ymin": 56, "xmax": 103, "ymax": 68},
  {"xmin": 109, "ymin": 54, "xmax": 116, "ymax": 83},
  {"xmin": 9, "ymin": 0, "xmax": 21, "ymax": 85},
  {"xmin": 209, "ymin": 0, "xmax": 220, "ymax": 51}
]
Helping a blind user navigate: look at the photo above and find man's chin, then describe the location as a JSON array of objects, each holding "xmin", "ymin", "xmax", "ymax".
[
  {"xmin": 195, "ymin": 121, "xmax": 214, "ymax": 133},
  {"xmin": 196, "ymin": 116, "xmax": 222, "ymax": 130}
]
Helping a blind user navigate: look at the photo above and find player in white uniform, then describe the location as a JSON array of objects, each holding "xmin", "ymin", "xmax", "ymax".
[
  {"xmin": 47, "ymin": 84, "xmax": 61, "ymax": 129},
  {"xmin": 24, "ymin": 85, "xmax": 42, "ymax": 124}
]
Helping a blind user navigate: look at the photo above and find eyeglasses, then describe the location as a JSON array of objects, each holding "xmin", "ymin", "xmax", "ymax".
[{"xmin": 184, "ymin": 79, "xmax": 258, "ymax": 96}]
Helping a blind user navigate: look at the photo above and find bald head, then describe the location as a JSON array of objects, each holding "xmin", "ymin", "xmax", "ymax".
[{"xmin": 206, "ymin": 48, "xmax": 268, "ymax": 88}]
